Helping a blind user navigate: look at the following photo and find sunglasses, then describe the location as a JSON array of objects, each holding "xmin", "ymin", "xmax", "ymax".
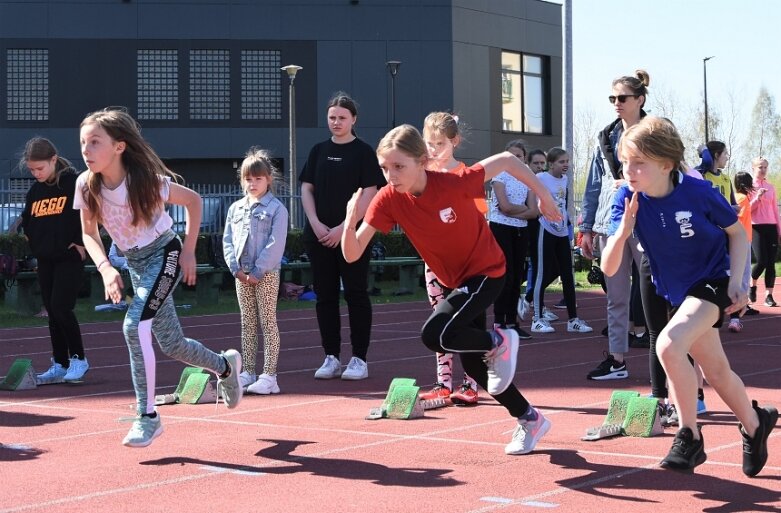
[{"xmin": 608, "ymin": 94, "xmax": 640, "ymax": 104}]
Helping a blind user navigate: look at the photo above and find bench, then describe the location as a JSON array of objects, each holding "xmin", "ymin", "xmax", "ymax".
[{"xmin": 282, "ymin": 256, "xmax": 424, "ymax": 296}]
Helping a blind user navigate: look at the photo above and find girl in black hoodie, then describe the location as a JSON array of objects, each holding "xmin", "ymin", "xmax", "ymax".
[{"xmin": 21, "ymin": 137, "xmax": 89, "ymax": 384}]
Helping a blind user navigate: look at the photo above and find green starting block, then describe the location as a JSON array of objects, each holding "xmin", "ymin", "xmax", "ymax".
[
  {"xmin": 154, "ymin": 367, "xmax": 217, "ymax": 405},
  {"xmin": 0, "ymin": 358, "xmax": 38, "ymax": 391},
  {"xmin": 366, "ymin": 377, "xmax": 448, "ymax": 420},
  {"xmin": 582, "ymin": 390, "xmax": 663, "ymax": 441}
]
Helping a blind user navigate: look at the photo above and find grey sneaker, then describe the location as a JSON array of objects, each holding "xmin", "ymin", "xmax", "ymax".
[
  {"xmin": 36, "ymin": 359, "xmax": 67, "ymax": 385},
  {"xmin": 484, "ymin": 327, "xmax": 519, "ymax": 395},
  {"xmin": 238, "ymin": 371, "xmax": 256, "ymax": 391},
  {"xmin": 122, "ymin": 414, "xmax": 163, "ymax": 448},
  {"xmin": 63, "ymin": 356, "xmax": 89, "ymax": 382},
  {"xmin": 217, "ymin": 349, "xmax": 243, "ymax": 409},
  {"xmin": 341, "ymin": 357, "xmax": 368, "ymax": 380},
  {"xmin": 505, "ymin": 409, "xmax": 551, "ymax": 455},
  {"xmin": 314, "ymin": 355, "xmax": 341, "ymax": 379}
]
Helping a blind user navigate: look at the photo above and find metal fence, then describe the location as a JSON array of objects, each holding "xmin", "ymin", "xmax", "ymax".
[{"xmin": 0, "ymin": 179, "xmax": 305, "ymax": 234}]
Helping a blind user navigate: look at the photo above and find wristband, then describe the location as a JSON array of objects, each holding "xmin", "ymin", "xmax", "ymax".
[{"xmin": 96, "ymin": 259, "xmax": 110, "ymax": 271}]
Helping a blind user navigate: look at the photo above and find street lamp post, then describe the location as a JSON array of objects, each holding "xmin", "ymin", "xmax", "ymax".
[
  {"xmin": 385, "ymin": 60, "xmax": 401, "ymax": 128},
  {"xmin": 281, "ymin": 64, "xmax": 302, "ymax": 229},
  {"xmin": 703, "ymin": 56, "xmax": 714, "ymax": 143}
]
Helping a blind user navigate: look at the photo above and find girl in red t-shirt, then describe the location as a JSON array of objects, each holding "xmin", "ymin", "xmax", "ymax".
[{"xmin": 342, "ymin": 124, "xmax": 560, "ymax": 455}]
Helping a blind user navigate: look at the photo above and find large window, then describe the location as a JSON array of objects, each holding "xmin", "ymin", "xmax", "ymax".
[
  {"xmin": 189, "ymin": 49, "xmax": 230, "ymax": 120},
  {"xmin": 501, "ymin": 51, "xmax": 547, "ymax": 134},
  {"xmin": 6, "ymin": 49, "xmax": 48, "ymax": 121},
  {"xmin": 241, "ymin": 50, "xmax": 282, "ymax": 120},
  {"xmin": 137, "ymin": 50, "xmax": 179, "ymax": 120}
]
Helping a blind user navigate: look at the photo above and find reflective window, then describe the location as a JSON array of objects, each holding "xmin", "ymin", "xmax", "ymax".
[{"xmin": 501, "ymin": 51, "xmax": 547, "ymax": 134}]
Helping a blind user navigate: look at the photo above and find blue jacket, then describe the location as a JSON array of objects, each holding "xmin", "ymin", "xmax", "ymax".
[{"xmin": 222, "ymin": 192, "xmax": 288, "ymax": 279}]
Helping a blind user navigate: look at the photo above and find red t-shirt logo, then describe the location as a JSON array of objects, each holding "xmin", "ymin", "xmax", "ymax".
[{"xmin": 439, "ymin": 207, "xmax": 457, "ymax": 224}]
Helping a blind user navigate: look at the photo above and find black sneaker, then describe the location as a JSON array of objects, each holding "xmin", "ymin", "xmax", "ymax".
[
  {"xmin": 741, "ymin": 400, "xmax": 778, "ymax": 477},
  {"xmin": 660, "ymin": 426, "xmax": 707, "ymax": 471},
  {"xmin": 764, "ymin": 294, "xmax": 777, "ymax": 307},
  {"xmin": 553, "ymin": 297, "xmax": 568, "ymax": 309},
  {"xmin": 586, "ymin": 352, "xmax": 628, "ymax": 380},
  {"xmin": 601, "ymin": 326, "xmax": 609, "ymax": 337},
  {"xmin": 743, "ymin": 305, "xmax": 760, "ymax": 316},
  {"xmin": 749, "ymin": 286, "xmax": 757, "ymax": 303},
  {"xmin": 629, "ymin": 331, "xmax": 650, "ymax": 348},
  {"xmin": 508, "ymin": 325, "xmax": 532, "ymax": 340}
]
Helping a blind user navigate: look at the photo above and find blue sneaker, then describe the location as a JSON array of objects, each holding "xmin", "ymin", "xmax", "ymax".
[{"xmin": 697, "ymin": 399, "xmax": 707, "ymax": 415}]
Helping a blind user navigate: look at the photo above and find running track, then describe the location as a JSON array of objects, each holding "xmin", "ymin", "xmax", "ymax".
[{"xmin": 1, "ymin": 289, "xmax": 779, "ymax": 513}]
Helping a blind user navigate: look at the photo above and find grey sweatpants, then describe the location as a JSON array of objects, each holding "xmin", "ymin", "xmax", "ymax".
[
  {"xmin": 596, "ymin": 233, "xmax": 644, "ymax": 355},
  {"xmin": 124, "ymin": 230, "xmax": 226, "ymax": 415}
]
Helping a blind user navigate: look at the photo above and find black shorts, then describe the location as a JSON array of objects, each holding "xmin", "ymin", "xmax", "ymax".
[{"xmin": 672, "ymin": 278, "xmax": 731, "ymax": 328}]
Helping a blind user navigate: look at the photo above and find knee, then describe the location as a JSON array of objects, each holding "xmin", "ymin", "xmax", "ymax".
[
  {"xmin": 421, "ymin": 321, "xmax": 444, "ymax": 352},
  {"xmin": 701, "ymin": 361, "xmax": 731, "ymax": 386},
  {"xmin": 654, "ymin": 334, "xmax": 681, "ymax": 367},
  {"xmin": 122, "ymin": 318, "xmax": 139, "ymax": 340}
]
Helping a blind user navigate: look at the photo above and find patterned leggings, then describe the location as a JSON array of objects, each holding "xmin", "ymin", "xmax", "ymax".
[
  {"xmin": 424, "ymin": 265, "xmax": 477, "ymax": 391},
  {"xmin": 124, "ymin": 231, "xmax": 227, "ymax": 415},
  {"xmin": 235, "ymin": 270, "xmax": 281, "ymax": 376}
]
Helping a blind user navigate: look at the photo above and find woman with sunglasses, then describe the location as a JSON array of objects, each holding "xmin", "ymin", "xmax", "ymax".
[{"xmin": 579, "ymin": 70, "xmax": 649, "ymax": 382}]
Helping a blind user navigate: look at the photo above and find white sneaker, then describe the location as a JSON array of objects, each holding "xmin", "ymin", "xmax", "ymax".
[
  {"xmin": 238, "ymin": 371, "xmax": 256, "ymax": 391},
  {"xmin": 122, "ymin": 414, "xmax": 163, "ymax": 448},
  {"xmin": 567, "ymin": 317, "xmax": 593, "ymax": 333},
  {"xmin": 63, "ymin": 356, "xmax": 90, "ymax": 382},
  {"xmin": 483, "ymin": 327, "xmax": 519, "ymax": 395},
  {"xmin": 531, "ymin": 317, "xmax": 555, "ymax": 333},
  {"xmin": 505, "ymin": 408, "xmax": 551, "ymax": 455},
  {"xmin": 542, "ymin": 307, "xmax": 559, "ymax": 322},
  {"xmin": 36, "ymin": 359, "xmax": 67, "ymax": 385},
  {"xmin": 341, "ymin": 357, "xmax": 368, "ymax": 380},
  {"xmin": 314, "ymin": 355, "xmax": 341, "ymax": 379},
  {"xmin": 247, "ymin": 373, "xmax": 280, "ymax": 394},
  {"xmin": 517, "ymin": 298, "xmax": 531, "ymax": 321}
]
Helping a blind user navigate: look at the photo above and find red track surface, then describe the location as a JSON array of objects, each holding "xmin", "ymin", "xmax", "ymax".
[{"xmin": 1, "ymin": 289, "xmax": 779, "ymax": 513}]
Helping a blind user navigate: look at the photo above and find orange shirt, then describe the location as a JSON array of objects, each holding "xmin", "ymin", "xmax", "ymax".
[{"xmin": 735, "ymin": 192, "xmax": 752, "ymax": 242}]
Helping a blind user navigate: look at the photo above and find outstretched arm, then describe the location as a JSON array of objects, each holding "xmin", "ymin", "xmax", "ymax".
[
  {"xmin": 341, "ymin": 188, "xmax": 378, "ymax": 263},
  {"xmin": 478, "ymin": 152, "xmax": 560, "ymax": 222}
]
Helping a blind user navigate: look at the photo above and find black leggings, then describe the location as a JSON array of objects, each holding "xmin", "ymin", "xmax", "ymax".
[
  {"xmin": 638, "ymin": 255, "xmax": 669, "ymax": 399},
  {"xmin": 751, "ymin": 224, "xmax": 778, "ymax": 289},
  {"xmin": 489, "ymin": 222, "xmax": 528, "ymax": 326},
  {"xmin": 528, "ymin": 229, "xmax": 577, "ymax": 320},
  {"xmin": 37, "ymin": 252, "xmax": 86, "ymax": 367},
  {"xmin": 421, "ymin": 274, "xmax": 529, "ymax": 417}
]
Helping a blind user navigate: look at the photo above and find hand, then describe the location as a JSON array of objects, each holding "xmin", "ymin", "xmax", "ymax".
[
  {"xmin": 580, "ymin": 231, "xmax": 595, "ymax": 260},
  {"xmin": 179, "ymin": 250, "xmax": 197, "ymax": 286},
  {"xmin": 757, "ymin": 187, "xmax": 767, "ymax": 198},
  {"xmin": 69, "ymin": 243, "xmax": 87, "ymax": 261},
  {"xmin": 101, "ymin": 267, "xmax": 124, "ymax": 304},
  {"xmin": 318, "ymin": 224, "xmax": 343, "ymax": 248},
  {"xmin": 616, "ymin": 192, "xmax": 639, "ymax": 239},
  {"xmin": 536, "ymin": 191, "xmax": 562, "ymax": 223},
  {"xmin": 312, "ymin": 221, "xmax": 331, "ymax": 241},
  {"xmin": 724, "ymin": 279, "xmax": 747, "ymax": 315}
]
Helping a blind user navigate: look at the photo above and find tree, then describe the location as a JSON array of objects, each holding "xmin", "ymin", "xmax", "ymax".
[{"xmin": 745, "ymin": 87, "xmax": 781, "ymax": 170}]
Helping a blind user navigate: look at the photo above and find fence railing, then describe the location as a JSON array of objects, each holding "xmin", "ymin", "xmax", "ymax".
[{"xmin": 0, "ymin": 179, "xmax": 305, "ymax": 234}]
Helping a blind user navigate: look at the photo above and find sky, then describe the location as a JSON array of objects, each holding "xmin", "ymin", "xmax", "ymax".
[{"xmin": 568, "ymin": 0, "xmax": 780, "ymax": 157}]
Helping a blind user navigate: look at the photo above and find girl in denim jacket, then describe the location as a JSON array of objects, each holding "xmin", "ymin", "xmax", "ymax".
[{"xmin": 223, "ymin": 148, "xmax": 288, "ymax": 394}]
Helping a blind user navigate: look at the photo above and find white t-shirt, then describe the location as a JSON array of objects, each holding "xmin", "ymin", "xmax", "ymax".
[
  {"xmin": 537, "ymin": 172, "xmax": 569, "ymax": 237},
  {"xmin": 488, "ymin": 171, "xmax": 529, "ymax": 228},
  {"xmin": 73, "ymin": 171, "xmax": 174, "ymax": 252}
]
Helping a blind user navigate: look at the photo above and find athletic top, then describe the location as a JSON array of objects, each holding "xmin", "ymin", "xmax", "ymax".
[
  {"xmin": 365, "ymin": 164, "xmax": 505, "ymax": 288},
  {"xmin": 537, "ymin": 172, "xmax": 569, "ymax": 237},
  {"xmin": 609, "ymin": 173, "xmax": 737, "ymax": 306}
]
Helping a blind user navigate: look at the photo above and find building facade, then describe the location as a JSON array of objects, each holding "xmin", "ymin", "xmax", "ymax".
[{"xmin": 0, "ymin": 0, "xmax": 562, "ymax": 225}]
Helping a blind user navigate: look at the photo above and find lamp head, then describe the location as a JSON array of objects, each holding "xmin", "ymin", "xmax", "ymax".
[
  {"xmin": 386, "ymin": 60, "xmax": 401, "ymax": 76},
  {"xmin": 281, "ymin": 65, "xmax": 303, "ymax": 80}
]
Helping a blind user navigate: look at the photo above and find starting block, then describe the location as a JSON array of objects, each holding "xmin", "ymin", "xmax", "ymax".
[
  {"xmin": 366, "ymin": 377, "xmax": 448, "ymax": 420},
  {"xmin": 0, "ymin": 358, "xmax": 37, "ymax": 391},
  {"xmin": 582, "ymin": 390, "xmax": 663, "ymax": 441},
  {"xmin": 154, "ymin": 366, "xmax": 217, "ymax": 405}
]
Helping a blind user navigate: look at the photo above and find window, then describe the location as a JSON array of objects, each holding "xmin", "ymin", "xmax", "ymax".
[
  {"xmin": 189, "ymin": 49, "xmax": 230, "ymax": 120},
  {"xmin": 501, "ymin": 51, "xmax": 547, "ymax": 134},
  {"xmin": 6, "ymin": 49, "xmax": 48, "ymax": 121},
  {"xmin": 137, "ymin": 50, "xmax": 178, "ymax": 120},
  {"xmin": 241, "ymin": 50, "xmax": 282, "ymax": 120}
]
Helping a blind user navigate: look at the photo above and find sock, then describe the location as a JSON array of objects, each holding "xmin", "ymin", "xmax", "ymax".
[
  {"xmin": 463, "ymin": 374, "xmax": 477, "ymax": 390},
  {"xmin": 697, "ymin": 388, "xmax": 704, "ymax": 402},
  {"xmin": 141, "ymin": 411, "xmax": 157, "ymax": 419},
  {"xmin": 219, "ymin": 356, "xmax": 231, "ymax": 379},
  {"xmin": 519, "ymin": 405, "xmax": 538, "ymax": 422}
]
